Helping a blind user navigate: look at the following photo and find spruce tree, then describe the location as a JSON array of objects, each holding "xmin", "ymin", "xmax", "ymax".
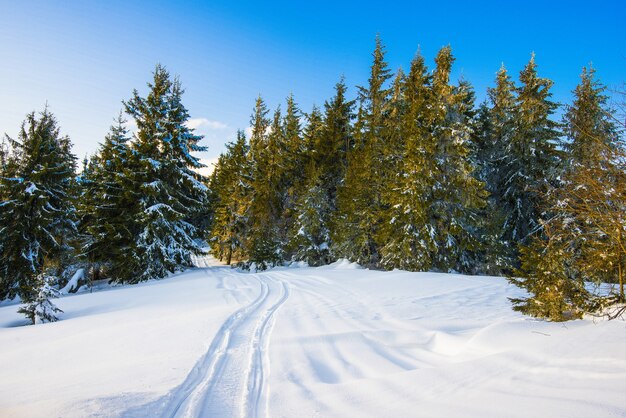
[
  {"xmin": 78, "ymin": 113, "xmax": 137, "ymax": 282},
  {"xmin": 500, "ymin": 54, "xmax": 561, "ymax": 250},
  {"xmin": 246, "ymin": 99, "xmax": 284, "ymax": 269},
  {"xmin": 278, "ymin": 94, "xmax": 304, "ymax": 258},
  {"xmin": 334, "ymin": 36, "xmax": 392, "ymax": 266},
  {"xmin": 289, "ymin": 106, "xmax": 331, "ymax": 264},
  {"xmin": 379, "ymin": 52, "xmax": 435, "ymax": 270},
  {"xmin": 509, "ymin": 222, "xmax": 589, "ymax": 321},
  {"xmin": 478, "ymin": 65, "xmax": 520, "ymax": 272},
  {"xmin": 553, "ymin": 67, "xmax": 624, "ymax": 297},
  {"xmin": 427, "ymin": 47, "xmax": 486, "ymax": 272},
  {"xmin": 510, "ymin": 66, "xmax": 624, "ymax": 319},
  {"xmin": 292, "ymin": 80, "xmax": 354, "ymax": 265},
  {"xmin": 0, "ymin": 108, "xmax": 77, "ymax": 302},
  {"xmin": 17, "ymin": 271, "xmax": 64, "ymax": 324},
  {"xmin": 208, "ymin": 130, "xmax": 251, "ymax": 265},
  {"xmin": 123, "ymin": 65, "xmax": 209, "ymax": 282}
]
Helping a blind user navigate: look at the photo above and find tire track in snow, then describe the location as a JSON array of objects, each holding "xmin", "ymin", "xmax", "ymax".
[{"xmin": 158, "ymin": 272, "xmax": 289, "ymax": 418}]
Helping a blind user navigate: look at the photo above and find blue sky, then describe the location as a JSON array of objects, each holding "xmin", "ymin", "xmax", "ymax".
[{"xmin": 1, "ymin": 0, "xmax": 624, "ymax": 171}]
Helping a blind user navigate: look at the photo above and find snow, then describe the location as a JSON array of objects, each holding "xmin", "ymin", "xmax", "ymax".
[
  {"xmin": 1, "ymin": 258, "xmax": 625, "ymax": 417},
  {"xmin": 60, "ymin": 268, "xmax": 85, "ymax": 294},
  {"xmin": 24, "ymin": 183, "xmax": 38, "ymax": 194}
]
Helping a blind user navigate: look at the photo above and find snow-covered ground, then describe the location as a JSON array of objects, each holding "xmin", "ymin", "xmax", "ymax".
[{"xmin": 1, "ymin": 257, "xmax": 625, "ymax": 417}]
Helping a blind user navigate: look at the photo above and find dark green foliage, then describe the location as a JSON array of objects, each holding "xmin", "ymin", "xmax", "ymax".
[
  {"xmin": 245, "ymin": 101, "xmax": 285, "ymax": 269},
  {"xmin": 209, "ymin": 131, "xmax": 251, "ymax": 265},
  {"xmin": 78, "ymin": 113, "xmax": 137, "ymax": 282},
  {"xmin": 0, "ymin": 108, "xmax": 77, "ymax": 301},
  {"xmin": 427, "ymin": 49, "xmax": 487, "ymax": 272},
  {"xmin": 334, "ymin": 36, "xmax": 392, "ymax": 266},
  {"xmin": 510, "ymin": 67, "xmax": 625, "ymax": 320},
  {"xmin": 509, "ymin": 223, "xmax": 589, "ymax": 321},
  {"xmin": 290, "ymin": 80, "xmax": 354, "ymax": 265},
  {"xmin": 501, "ymin": 55, "xmax": 561, "ymax": 247},
  {"xmin": 379, "ymin": 53, "xmax": 435, "ymax": 270},
  {"xmin": 288, "ymin": 108, "xmax": 331, "ymax": 265}
]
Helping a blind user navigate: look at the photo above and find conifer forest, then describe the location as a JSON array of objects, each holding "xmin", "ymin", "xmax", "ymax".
[{"xmin": 1, "ymin": 38, "xmax": 625, "ymax": 327}]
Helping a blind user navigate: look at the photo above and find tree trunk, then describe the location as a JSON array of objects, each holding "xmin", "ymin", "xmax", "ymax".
[{"xmin": 226, "ymin": 246, "xmax": 232, "ymax": 266}]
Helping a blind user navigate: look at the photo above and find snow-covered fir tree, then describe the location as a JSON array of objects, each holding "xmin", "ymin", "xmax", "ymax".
[
  {"xmin": 245, "ymin": 98, "xmax": 285, "ymax": 269},
  {"xmin": 378, "ymin": 52, "xmax": 436, "ymax": 271},
  {"xmin": 499, "ymin": 55, "xmax": 561, "ymax": 252},
  {"xmin": 473, "ymin": 65, "xmax": 519, "ymax": 273},
  {"xmin": 288, "ymin": 107, "xmax": 331, "ymax": 265},
  {"xmin": 511, "ymin": 66, "xmax": 626, "ymax": 317},
  {"xmin": 426, "ymin": 48, "xmax": 486, "ymax": 272},
  {"xmin": 334, "ymin": 36, "xmax": 392, "ymax": 267},
  {"xmin": 0, "ymin": 108, "xmax": 77, "ymax": 302},
  {"xmin": 18, "ymin": 271, "xmax": 64, "ymax": 324},
  {"xmin": 123, "ymin": 65, "xmax": 209, "ymax": 283},
  {"xmin": 78, "ymin": 113, "xmax": 138, "ymax": 282}
]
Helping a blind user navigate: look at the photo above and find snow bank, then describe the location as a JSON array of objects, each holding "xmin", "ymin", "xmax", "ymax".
[{"xmin": 60, "ymin": 268, "xmax": 85, "ymax": 294}]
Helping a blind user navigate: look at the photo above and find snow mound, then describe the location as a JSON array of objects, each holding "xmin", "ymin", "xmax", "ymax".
[{"xmin": 323, "ymin": 258, "xmax": 363, "ymax": 270}]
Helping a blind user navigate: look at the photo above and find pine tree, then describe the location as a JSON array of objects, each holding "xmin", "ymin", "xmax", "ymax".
[
  {"xmin": 0, "ymin": 108, "xmax": 77, "ymax": 301},
  {"xmin": 208, "ymin": 130, "xmax": 251, "ymax": 265},
  {"xmin": 278, "ymin": 94, "xmax": 304, "ymax": 258},
  {"xmin": 319, "ymin": 77, "xmax": 355, "ymax": 189},
  {"xmin": 78, "ymin": 113, "xmax": 137, "ymax": 282},
  {"xmin": 379, "ymin": 52, "xmax": 435, "ymax": 270},
  {"xmin": 476, "ymin": 65, "xmax": 520, "ymax": 272},
  {"xmin": 500, "ymin": 54, "xmax": 561, "ymax": 251},
  {"xmin": 427, "ymin": 47, "xmax": 486, "ymax": 272},
  {"xmin": 553, "ymin": 67, "xmax": 624, "ymax": 297},
  {"xmin": 289, "ymin": 107, "xmax": 331, "ymax": 264},
  {"xmin": 334, "ymin": 36, "xmax": 392, "ymax": 266},
  {"xmin": 510, "ymin": 66, "xmax": 625, "ymax": 319},
  {"xmin": 245, "ymin": 99, "xmax": 284, "ymax": 269},
  {"xmin": 291, "ymin": 79, "xmax": 355, "ymax": 265},
  {"xmin": 509, "ymin": 222, "xmax": 589, "ymax": 321},
  {"xmin": 17, "ymin": 271, "xmax": 63, "ymax": 324},
  {"xmin": 123, "ymin": 65, "xmax": 209, "ymax": 282},
  {"xmin": 564, "ymin": 66, "xmax": 619, "ymax": 165}
]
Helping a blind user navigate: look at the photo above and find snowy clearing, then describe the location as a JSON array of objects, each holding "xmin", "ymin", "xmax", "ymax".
[{"xmin": 1, "ymin": 257, "xmax": 625, "ymax": 417}]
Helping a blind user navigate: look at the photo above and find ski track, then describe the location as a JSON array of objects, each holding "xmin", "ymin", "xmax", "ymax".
[{"xmin": 148, "ymin": 268, "xmax": 289, "ymax": 418}]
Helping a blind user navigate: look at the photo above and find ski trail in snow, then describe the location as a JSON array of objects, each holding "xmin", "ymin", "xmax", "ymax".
[
  {"xmin": 246, "ymin": 280, "xmax": 290, "ymax": 418},
  {"xmin": 158, "ymin": 273, "xmax": 289, "ymax": 418}
]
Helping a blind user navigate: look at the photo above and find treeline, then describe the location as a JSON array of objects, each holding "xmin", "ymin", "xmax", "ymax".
[
  {"xmin": 0, "ymin": 38, "xmax": 623, "ymax": 324},
  {"xmin": 209, "ymin": 38, "xmax": 624, "ymax": 320},
  {"xmin": 0, "ymin": 66, "xmax": 209, "ymax": 323}
]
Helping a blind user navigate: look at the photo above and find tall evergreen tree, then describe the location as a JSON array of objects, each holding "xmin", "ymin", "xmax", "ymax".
[
  {"xmin": 123, "ymin": 65, "xmax": 209, "ymax": 282},
  {"xmin": 289, "ymin": 106, "xmax": 330, "ymax": 264},
  {"xmin": 78, "ymin": 113, "xmax": 137, "ymax": 282},
  {"xmin": 208, "ymin": 130, "xmax": 251, "ymax": 265},
  {"xmin": 426, "ymin": 47, "xmax": 486, "ymax": 272},
  {"xmin": 510, "ymin": 66, "xmax": 624, "ymax": 319},
  {"xmin": 292, "ymin": 79, "xmax": 355, "ymax": 265},
  {"xmin": 334, "ymin": 36, "xmax": 392, "ymax": 266},
  {"xmin": 246, "ymin": 100, "xmax": 284, "ymax": 269},
  {"xmin": 379, "ymin": 52, "xmax": 436, "ymax": 270},
  {"xmin": 500, "ymin": 54, "xmax": 561, "ymax": 250},
  {"xmin": 476, "ymin": 65, "xmax": 520, "ymax": 272},
  {"xmin": 278, "ymin": 94, "xmax": 304, "ymax": 257},
  {"xmin": 0, "ymin": 108, "xmax": 77, "ymax": 303}
]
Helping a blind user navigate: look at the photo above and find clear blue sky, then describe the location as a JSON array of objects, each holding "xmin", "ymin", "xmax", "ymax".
[{"xmin": 1, "ymin": 0, "xmax": 624, "ymax": 170}]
